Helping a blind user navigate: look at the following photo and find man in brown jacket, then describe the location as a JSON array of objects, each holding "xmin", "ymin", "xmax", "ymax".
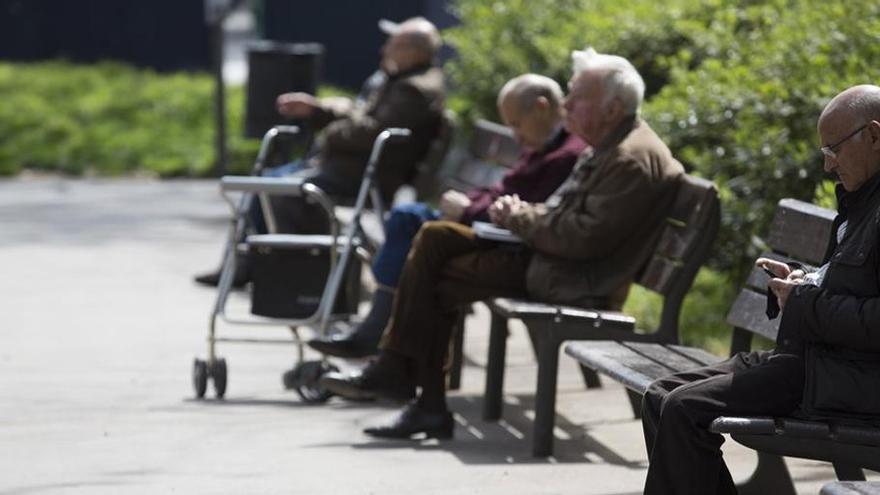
[
  {"xmin": 274, "ymin": 16, "xmax": 446, "ymax": 202},
  {"xmin": 194, "ymin": 17, "xmax": 445, "ymax": 287},
  {"xmin": 322, "ymin": 48, "xmax": 685, "ymax": 439}
]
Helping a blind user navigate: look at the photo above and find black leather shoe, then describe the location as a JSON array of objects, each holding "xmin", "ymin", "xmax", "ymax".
[
  {"xmin": 193, "ymin": 268, "xmax": 249, "ymax": 289},
  {"xmin": 364, "ymin": 402, "xmax": 454, "ymax": 440},
  {"xmin": 319, "ymin": 360, "xmax": 415, "ymax": 402},
  {"xmin": 308, "ymin": 333, "xmax": 378, "ymax": 359}
]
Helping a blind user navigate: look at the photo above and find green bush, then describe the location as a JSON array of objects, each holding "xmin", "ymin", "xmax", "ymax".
[
  {"xmin": 0, "ymin": 61, "xmax": 258, "ymax": 177},
  {"xmin": 624, "ymin": 267, "xmax": 740, "ymax": 356},
  {"xmin": 446, "ymin": 0, "xmax": 880, "ymax": 282},
  {"xmin": 644, "ymin": 0, "xmax": 880, "ymax": 279}
]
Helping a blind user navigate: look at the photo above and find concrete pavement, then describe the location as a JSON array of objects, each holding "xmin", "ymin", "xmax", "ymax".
[{"xmin": 0, "ymin": 177, "xmax": 856, "ymax": 494}]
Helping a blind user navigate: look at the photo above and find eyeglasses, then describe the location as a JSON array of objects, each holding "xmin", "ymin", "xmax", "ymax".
[{"xmin": 820, "ymin": 124, "xmax": 867, "ymax": 159}]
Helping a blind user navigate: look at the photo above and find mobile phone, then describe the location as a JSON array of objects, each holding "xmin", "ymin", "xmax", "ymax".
[{"xmin": 761, "ymin": 266, "xmax": 777, "ymax": 278}]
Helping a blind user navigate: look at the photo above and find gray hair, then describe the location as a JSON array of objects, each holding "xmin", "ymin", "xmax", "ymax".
[
  {"xmin": 496, "ymin": 74, "xmax": 565, "ymax": 114},
  {"xmin": 571, "ymin": 47, "xmax": 645, "ymax": 116}
]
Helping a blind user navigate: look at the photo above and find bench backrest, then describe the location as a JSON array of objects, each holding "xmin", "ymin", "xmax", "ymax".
[
  {"xmin": 435, "ymin": 119, "xmax": 520, "ymax": 195},
  {"xmin": 410, "ymin": 110, "xmax": 457, "ymax": 200},
  {"xmin": 636, "ymin": 174, "xmax": 721, "ymax": 343},
  {"xmin": 725, "ymin": 199, "xmax": 836, "ymax": 353}
]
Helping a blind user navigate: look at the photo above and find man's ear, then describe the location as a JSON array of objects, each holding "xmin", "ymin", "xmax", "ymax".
[
  {"xmin": 605, "ymin": 97, "xmax": 624, "ymax": 122},
  {"xmin": 534, "ymin": 96, "xmax": 550, "ymax": 111},
  {"xmin": 869, "ymin": 120, "xmax": 880, "ymax": 151}
]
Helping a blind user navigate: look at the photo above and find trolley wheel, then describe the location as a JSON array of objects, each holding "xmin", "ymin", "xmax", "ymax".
[
  {"xmin": 211, "ymin": 358, "xmax": 227, "ymax": 399},
  {"xmin": 192, "ymin": 359, "xmax": 208, "ymax": 399},
  {"xmin": 283, "ymin": 360, "xmax": 338, "ymax": 403}
]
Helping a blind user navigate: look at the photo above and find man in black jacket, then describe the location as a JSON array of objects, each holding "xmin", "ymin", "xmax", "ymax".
[{"xmin": 641, "ymin": 84, "xmax": 880, "ymax": 495}]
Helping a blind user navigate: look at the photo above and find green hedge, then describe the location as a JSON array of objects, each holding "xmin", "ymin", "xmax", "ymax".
[
  {"xmin": 0, "ymin": 61, "xmax": 258, "ymax": 177},
  {"xmin": 446, "ymin": 0, "xmax": 880, "ymax": 281}
]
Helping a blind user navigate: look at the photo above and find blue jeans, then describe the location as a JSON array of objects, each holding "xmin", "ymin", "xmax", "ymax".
[{"xmin": 372, "ymin": 202, "xmax": 439, "ymax": 287}]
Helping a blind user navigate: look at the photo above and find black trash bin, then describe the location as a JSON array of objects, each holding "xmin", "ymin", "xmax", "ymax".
[{"xmin": 244, "ymin": 41, "xmax": 324, "ymax": 139}]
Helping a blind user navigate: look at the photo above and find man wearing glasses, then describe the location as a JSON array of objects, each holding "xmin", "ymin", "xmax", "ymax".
[{"xmin": 640, "ymin": 84, "xmax": 880, "ymax": 495}]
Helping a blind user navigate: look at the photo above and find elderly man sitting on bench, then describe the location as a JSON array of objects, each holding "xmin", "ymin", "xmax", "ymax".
[
  {"xmin": 308, "ymin": 73, "xmax": 587, "ymax": 359},
  {"xmin": 321, "ymin": 48, "xmax": 685, "ymax": 440},
  {"xmin": 640, "ymin": 84, "xmax": 880, "ymax": 495}
]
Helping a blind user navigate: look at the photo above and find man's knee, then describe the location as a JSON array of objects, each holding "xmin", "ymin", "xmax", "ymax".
[
  {"xmin": 413, "ymin": 221, "xmax": 463, "ymax": 247},
  {"xmin": 387, "ymin": 203, "xmax": 432, "ymax": 234}
]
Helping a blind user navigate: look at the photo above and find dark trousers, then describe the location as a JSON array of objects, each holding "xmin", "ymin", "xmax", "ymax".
[
  {"xmin": 641, "ymin": 350, "xmax": 804, "ymax": 495},
  {"xmin": 248, "ymin": 160, "xmax": 360, "ymax": 235},
  {"xmin": 381, "ymin": 221, "xmax": 531, "ymax": 405}
]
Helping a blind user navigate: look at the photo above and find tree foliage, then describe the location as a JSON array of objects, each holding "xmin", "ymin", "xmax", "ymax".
[{"xmin": 446, "ymin": 0, "xmax": 880, "ymax": 280}]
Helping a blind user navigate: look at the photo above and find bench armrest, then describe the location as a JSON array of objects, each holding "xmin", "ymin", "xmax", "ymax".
[{"xmin": 220, "ymin": 175, "xmax": 309, "ymax": 196}]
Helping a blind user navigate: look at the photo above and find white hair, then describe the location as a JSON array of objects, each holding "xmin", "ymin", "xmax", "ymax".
[
  {"xmin": 571, "ymin": 47, "xmax": 645, "ymax": 116},
  {"xmin": 496, "ymin": 73, "xmax": 564, "ymax": 113}
]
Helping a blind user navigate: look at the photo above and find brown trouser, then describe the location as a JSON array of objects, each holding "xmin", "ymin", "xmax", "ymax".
[{"xmin": 381, "ymin": 221, "xmax": 531, "ymax": 390}]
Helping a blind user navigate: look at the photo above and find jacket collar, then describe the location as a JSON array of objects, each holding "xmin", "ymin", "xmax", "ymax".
[
  {"xmin": 837, "ymin": 170, "xmax": 880, "ymax": 215},
  {"xmin": 594, "ymin": 115, "xmax": 638, "ymax": 152},
  {"xmin": 538, "ymin": 126, "xmax": 568, "ymax": 154},
  {"xmin": 385, "ymin": 63, "xmax": 433, "ymax": 82}
]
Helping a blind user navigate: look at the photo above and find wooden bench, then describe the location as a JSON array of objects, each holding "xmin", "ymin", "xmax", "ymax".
[
  {"xmin": 822, "ymin": 482, "xmax": 880, "ymax": 495},
  {"xmin": 566, "ymin": 199, "xmax": 880, "ymax": 494},
  {"xmin": 481, "ymin": 174, "xmax": 720, "ymax": 457}
]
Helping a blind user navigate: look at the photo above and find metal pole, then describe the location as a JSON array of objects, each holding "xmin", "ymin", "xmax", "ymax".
[{"xmin": 211, "ymin": 21, "xmax": 228, "ymax": 176}]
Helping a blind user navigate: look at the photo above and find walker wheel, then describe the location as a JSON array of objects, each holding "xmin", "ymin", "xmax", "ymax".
[
  {"xmin": 211, "ymin": 358, "xmax": 227, "ymax": 399},
  {"xmin": 283, "ymin": 360, "xmax": 338, "ymax": 403},
  {"xmin": 192, "ymin": 359, "xmax": 208, "ymax": 398}
]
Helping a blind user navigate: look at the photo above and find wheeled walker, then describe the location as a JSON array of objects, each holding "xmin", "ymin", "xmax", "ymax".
[{"xmin": 193, "ymin": 126, "xmax": 411, "ymax": 402}]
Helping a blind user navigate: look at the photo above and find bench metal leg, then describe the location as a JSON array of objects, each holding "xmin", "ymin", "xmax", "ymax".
[
  {"xmin": 447, "ymin": 311, "xmax": 466, "ymax": 391},
  {"xmin": 626, "ymin": 389, "xmax": 643, "ymax": 419},
  {"xmin": 533, "ymin": 334, "xmax": 561, "ymax": 457},
  {"xmin": 832, "ymin": 462, "xmax": 865, "ymax": 481},
  {"xmin": 482, "ymin": 311, "xmax": 509, "ymax": 421},
  {"xmin": 737, "ymin": 451, "xmax": 796, "ymax": 495},
  {"xmin": 578, "ymin": 364, "xmax": 602, "ymax": 389}
]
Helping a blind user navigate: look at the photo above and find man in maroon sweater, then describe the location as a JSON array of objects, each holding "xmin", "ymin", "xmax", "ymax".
[{"xmin": 308, "ymin": 73, "xmax": 587, "ymax": 359}]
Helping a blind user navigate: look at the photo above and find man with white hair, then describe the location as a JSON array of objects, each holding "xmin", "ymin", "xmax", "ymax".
[
  {"xmin": 640, "ymin": 85, "xmax": 880, "ymax": 494},
  {"xmin": 307, "ymin": 73, "xmax": 586, "ymax": 359},
  {"xmin": 322, "ymin": 49, "xmax": 685, "ymax": 440},
  {"xmin": 195, "ymin": 17, "xmax": 445, "ymax": 287}
]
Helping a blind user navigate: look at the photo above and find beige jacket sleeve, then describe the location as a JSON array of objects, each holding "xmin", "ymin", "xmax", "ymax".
[{"xmin": 504, "ymin": 155, "xmax": 656, "ymax": 261}]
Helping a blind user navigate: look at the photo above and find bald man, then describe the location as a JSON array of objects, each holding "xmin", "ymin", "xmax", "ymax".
[
  {"xmin": 641, "ymin": 85, "xmax": 880, "ymax": 495},
  {"xmin": 308, "ymin": 74, "xmax": 587, "ymax": 359}
]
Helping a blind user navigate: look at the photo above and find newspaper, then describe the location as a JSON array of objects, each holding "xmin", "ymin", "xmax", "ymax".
[{"xmin": 472, "ymin": 221, "xmax": 523, "ymax": 244}]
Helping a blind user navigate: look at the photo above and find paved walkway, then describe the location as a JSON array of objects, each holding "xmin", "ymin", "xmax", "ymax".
[{"xmin": 0, "ymin": 178, "xmax": 854, "ymax": 494}]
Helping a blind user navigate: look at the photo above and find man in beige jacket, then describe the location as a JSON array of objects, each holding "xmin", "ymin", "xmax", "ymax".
[{"xmin": 322, "ymin": 48, "xmax": 685, "ymax": 440}]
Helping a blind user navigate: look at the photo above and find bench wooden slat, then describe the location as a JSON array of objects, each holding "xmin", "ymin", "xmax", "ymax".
[
  {"xmin": 767, "ymin": 198, "xmax": 835, "ymax": 265},
  {"xmin": 622, "ymin": 342, "xmax": 718, "ymax": 375},
  {"xmin": 725, "ymin": 289, "xmax": 780, "ymax": 342},
  {"xmin": 565, "ymin": 341, "xmax": 674, "ymax": 395},
  {"xmin": 638, "ymin": 175, "xmax": 719, "ymax": 294},
  {"xmin": 488, "ymin": 297, "xmax": 636, "ymax": 328},
  {"xmin": 822, "ymin": 482, "xmax": 880, "ymax": 495},
  {"xmin": 667, "ymin": 344, "xmax": 724, "ymax": 367},
  {"xmin": 470, "ymin": 119, "xmax": 519, "ymax": 167}
]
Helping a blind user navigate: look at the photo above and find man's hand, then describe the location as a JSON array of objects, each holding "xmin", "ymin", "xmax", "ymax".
[
  {"xmin": 438, "ymin": 189, "xmax": 471, "ymax": 221},
  {"xmin": 488, "ymin": 194, "xmax": 528, "ymax": 228},
  {"xmin": 757, "ymin": 257, "xmax": 805, "ymax": 311},
  {"xmin": 276, "ymin": 92, "xmax": 319, "ymax": 118}
]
